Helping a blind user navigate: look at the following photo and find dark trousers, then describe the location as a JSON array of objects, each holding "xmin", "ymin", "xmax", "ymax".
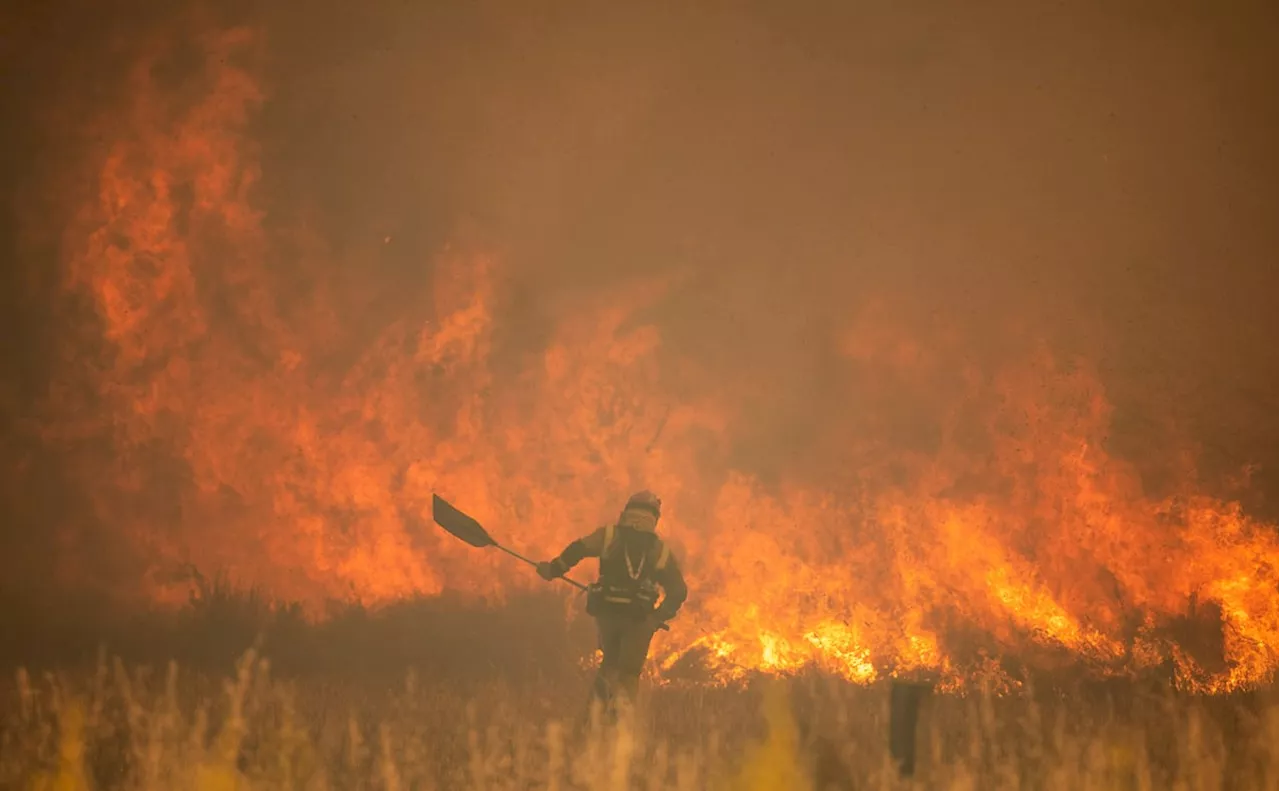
[{"xmin": 590, "ymin": 616, "xmax": 655, "ymax": 711}]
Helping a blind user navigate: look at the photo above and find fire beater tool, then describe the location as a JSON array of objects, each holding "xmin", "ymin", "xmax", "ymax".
[
  {"xmin": 430, "ymin": 494, "xmax": 669, "ymax": 630},
  {"xmin": 432, "ymin": 494, "xmax": 588, "ymax": 590}
]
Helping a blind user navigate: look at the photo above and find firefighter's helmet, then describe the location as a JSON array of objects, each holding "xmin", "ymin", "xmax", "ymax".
[{"xmin": 624, "ymin": 490, "xmax": 662, "ymax": 519}]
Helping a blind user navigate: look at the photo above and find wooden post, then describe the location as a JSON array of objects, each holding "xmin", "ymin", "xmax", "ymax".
[{"xmin": 888, "ymin": 680, "xmax": 930, "ymax": 777}]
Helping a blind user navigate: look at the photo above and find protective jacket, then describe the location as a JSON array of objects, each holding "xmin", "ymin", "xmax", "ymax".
[{"xmin": 548, "ymin": 518, "xmax": 688, "ymax": 624}]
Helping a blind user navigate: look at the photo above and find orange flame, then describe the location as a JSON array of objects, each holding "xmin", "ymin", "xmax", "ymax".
[{"xmin": 41, "ymin": 25, "xmax": 1278, "ymax": 692}]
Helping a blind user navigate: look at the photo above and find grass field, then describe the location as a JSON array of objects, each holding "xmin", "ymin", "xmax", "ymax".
[{"xmin": 2, "ymin": 585, "xmax": 1276, "ymax": 790}]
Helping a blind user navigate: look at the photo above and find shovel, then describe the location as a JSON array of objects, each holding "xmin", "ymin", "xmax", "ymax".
[{"xmin": 432, "ymin": 493, "xmax": 588, "ymax": 590}]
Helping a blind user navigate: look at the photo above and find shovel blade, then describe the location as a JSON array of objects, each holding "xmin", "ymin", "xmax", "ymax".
[{"xmin": 432, "ymin": 494, "xmax": 497, "ymax": 549}]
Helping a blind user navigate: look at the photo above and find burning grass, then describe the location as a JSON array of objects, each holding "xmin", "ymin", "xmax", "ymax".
[
  {"xmin": 2, "ymin": 587, "xmax": 1276, "ymax": 790},
  {"xmin": 25, "ymin": 15, "xmax": 1276, "ymax": 702},
  {"xmin": 10, "ymin": 9, "xmax": 1277, "ymax": 788}
]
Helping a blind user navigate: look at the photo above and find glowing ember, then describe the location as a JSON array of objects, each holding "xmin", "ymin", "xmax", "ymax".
[{"xmin": 38, "ymin": 25, "xmax": 1278, "ymax": 693}]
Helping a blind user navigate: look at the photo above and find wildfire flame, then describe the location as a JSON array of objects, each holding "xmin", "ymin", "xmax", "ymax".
[{"xmin": 40, "ymin": 26, "xmax": 1277, "ymax": 692}]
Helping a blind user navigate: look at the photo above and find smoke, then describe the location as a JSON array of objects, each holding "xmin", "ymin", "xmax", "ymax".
[
  {"xmin": 0, "ymin": 0, "xmax": 1274, "ymax": 622},
  {"xmin": 245, "ymin": 0, "xmax": 1277, "ymax": 481}
]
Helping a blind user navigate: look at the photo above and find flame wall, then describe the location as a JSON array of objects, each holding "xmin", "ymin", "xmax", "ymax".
[{"xmin": 4, "ymin": 3, "xmax": 1276, "ymax": 691}]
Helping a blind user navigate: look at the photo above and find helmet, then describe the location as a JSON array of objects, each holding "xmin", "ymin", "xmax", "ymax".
[{"xmin": 624, "ymin": 490, "xmax": 662, "ymax": 519}]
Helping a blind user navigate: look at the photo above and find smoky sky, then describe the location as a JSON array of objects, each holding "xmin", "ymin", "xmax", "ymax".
[{"xmin": 0, "ymin": 0, "xmax": 1275, "ymax": 594}]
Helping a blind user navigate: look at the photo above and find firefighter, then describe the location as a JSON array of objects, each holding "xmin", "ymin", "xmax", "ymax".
[{"xmin": 536, "ymin": 490, "xmax": 688, "ymax": 714}]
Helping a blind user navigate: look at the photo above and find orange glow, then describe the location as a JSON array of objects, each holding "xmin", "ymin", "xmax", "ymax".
[{"xmin": 42, "ymin": 26, "xmax": 1278, "ymax": 693}]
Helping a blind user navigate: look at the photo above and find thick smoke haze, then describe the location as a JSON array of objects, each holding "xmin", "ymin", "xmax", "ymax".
[
  {"xmin": 280, "ymin": 0, "xmax": 1271, "ymax": 503},
  {"xmin": 0, "ymin": 0, "xmax": 1274, "ymax": 613}
]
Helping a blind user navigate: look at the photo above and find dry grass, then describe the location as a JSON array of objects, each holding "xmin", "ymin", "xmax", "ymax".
[
  {"xmin": 0, "ymin": 585, "xmax": 1275, "ymax": 790},
  {"xmin": 6, "ymin": 653, "xmax": 1277, "ymax": 790}
]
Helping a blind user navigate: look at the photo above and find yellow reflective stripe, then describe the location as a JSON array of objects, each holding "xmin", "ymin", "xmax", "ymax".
[
  {"xmin": 602, "ymin": 524, "xmax": 615, "ymax": 557},
  {"xmin": 654, "ymin": 540, "xmax": 671, "ymax": 570}
]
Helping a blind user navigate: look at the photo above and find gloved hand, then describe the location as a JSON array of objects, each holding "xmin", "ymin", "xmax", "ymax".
[
  {"xmin": 644, "ymin": 613, "xmax": 668, "ymax": 632},
  {"xmin": 536, "ymin": 561, "xmax": 560, "ymax": 581}
]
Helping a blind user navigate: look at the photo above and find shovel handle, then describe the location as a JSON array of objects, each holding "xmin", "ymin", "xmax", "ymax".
[
  {"xmin": 496, "ymin": 544, "xmax": 669, "ymax": 630},
  {"xmin": 495, "ymin": 544, "xmax": 589, "ymax": 591}
]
